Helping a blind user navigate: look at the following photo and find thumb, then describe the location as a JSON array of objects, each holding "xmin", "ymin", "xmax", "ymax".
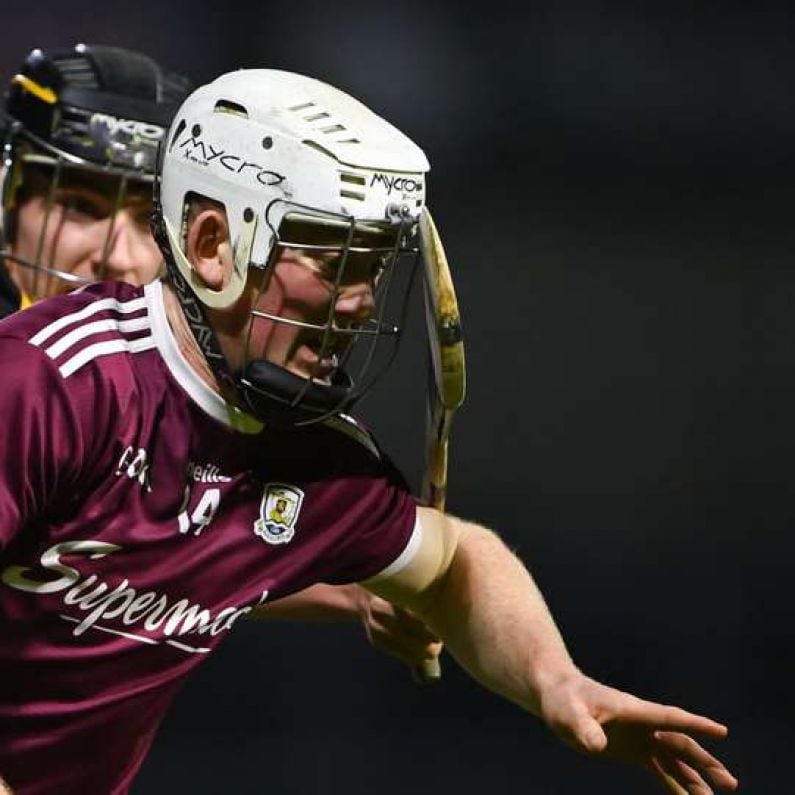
[{"xmin": 573, "ymin": 717, "xmax": 608, "ymax": 754}]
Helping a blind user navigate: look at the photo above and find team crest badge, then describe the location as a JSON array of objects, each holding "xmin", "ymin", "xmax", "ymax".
[{"xmin": 254, "ymin": 483, "xmax": 304, "ymax": 545}]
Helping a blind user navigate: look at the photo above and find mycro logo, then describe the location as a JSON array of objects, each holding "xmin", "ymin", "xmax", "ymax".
[
  {"xmin": 177, "ymin": 134, "xmax": 285, "ymax": 187},
  {"xmin": 370, "ymin": 173, "xmax": 423, "ymax": 196},
  {"xmin": 91, "ymin": 113, "xmax": 165, "ymax": 141}
]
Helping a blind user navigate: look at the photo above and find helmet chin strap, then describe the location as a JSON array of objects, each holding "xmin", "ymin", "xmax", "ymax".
[{"xmin": 165, "ymin": 255, "xmax": 242, "ymax": 401}]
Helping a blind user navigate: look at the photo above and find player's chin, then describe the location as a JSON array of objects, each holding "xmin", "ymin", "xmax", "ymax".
[
  {"xmin": 308, "ymin": 366, "xmax": 335, "ymax": 386},
  {"xmin": 288, "ymin": 346, "xmax": 339, "ymax": 385}
]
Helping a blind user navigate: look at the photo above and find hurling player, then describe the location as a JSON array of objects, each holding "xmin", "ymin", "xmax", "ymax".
[
  {"xmin": 0, "ymin": 43, "xmax": 440, "ymax": 672},
  {"xmin": 0, "ymin": 68, "xmax": 738, "ymax": 794}
]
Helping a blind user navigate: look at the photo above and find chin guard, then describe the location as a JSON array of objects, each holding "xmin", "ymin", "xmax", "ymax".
[{"xmin": 238, "ymin": 358, "xmax": 355, "ymax": 426}]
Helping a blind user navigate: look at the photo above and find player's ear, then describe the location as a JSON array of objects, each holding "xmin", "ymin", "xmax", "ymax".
[{"xmin": 186, "ymin": 208, "xmax": 233, "ymax": 290}]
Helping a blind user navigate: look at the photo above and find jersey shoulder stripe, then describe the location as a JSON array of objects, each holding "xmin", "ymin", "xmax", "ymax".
[
  {"xmin": 58, "ymin": 335, "xmax": 156, "ymax": 378},
  {"xmin": 29, "ymin": 295, "xmax": 148, "ymax": 347},
  {"xmin": 26, "ymin": 291, "xmax": 152, "ymax": 379},
  {"xmin": 43, "ymin": 315, "xmax": 150, "ymax": 359}
]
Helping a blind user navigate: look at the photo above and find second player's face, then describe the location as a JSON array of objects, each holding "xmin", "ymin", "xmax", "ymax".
[{"xmin": 9, "ymin": 167, "xmax": 163, "ymax": 300}]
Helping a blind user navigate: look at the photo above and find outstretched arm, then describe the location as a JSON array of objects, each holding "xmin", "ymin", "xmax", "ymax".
[{"xmin": 364, "ymin": 507, "xmax": 738, "ymax": 794}]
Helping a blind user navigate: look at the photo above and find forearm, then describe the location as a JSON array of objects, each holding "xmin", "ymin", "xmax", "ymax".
[
  {"xmin": 248, "ymin": 583, "xmax": 363, "ymax": 621},
  {"xmin": 425, "ymin": 523, "xmax": 576, "ymax": 714}
]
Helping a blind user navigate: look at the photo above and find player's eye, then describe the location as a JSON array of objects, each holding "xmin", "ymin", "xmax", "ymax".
[
  {"xmin": 129, "ymin": 201, "xmax": 154, "ymax": 229},
  {"xmin": 319, "ymin": 255, "xmax": 344, "ymax": 281},
  {"xmin": 57, "ymin": 192, "xmax": 109, "ymax": 221},
  {"xmin": 307, "ymin": 254, "xmax": 343, "ymax": 285},
  {"xmin": 316, "ymin": 253, "xmax": 385, "ymax": 286}
]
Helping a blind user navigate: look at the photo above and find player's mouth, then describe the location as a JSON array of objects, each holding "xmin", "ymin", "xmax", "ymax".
[{"xmin": 293, "ymin": 334, "xmax": 346, "ymax": 382}]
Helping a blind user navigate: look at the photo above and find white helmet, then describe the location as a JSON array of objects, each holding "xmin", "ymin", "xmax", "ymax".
[{"xmin": 153, "ymin": 68, "xmax": 430, "ymax": 424}]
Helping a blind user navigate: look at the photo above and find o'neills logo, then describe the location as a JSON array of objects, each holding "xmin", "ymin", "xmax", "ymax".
[
  {"xmin": 187, "ymin": 460, "xmax": 232, "ymax": 484},
  {"xmin": 1, "ymin": 541, "xmax": 267, "ymax": 654},
  {"xmin": 370, "ymin": 173, "xmax": 423, "ymax": 196}
]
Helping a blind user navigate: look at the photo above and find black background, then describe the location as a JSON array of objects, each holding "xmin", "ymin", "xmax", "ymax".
[{"xmin": 3, "ymin": 1, "xmax": 791, "ymax": 792}]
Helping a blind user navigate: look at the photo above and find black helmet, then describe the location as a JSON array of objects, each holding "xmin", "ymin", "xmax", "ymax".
[
  {"xmin": 0, "ymin": 44, "xmax": 191, "ymax": 294},
  {"xmin": 3, "ymin": 43, "xmax": 190, "ymax": 179}
]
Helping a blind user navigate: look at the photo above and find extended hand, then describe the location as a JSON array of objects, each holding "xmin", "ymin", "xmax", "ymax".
[
  {"xmin": 539, "ymin": 673, "xmax": 738, "ymax": 794},
  {"xmin": 356, "ymin": 591, "xmax": 442, "ymax": 669}
]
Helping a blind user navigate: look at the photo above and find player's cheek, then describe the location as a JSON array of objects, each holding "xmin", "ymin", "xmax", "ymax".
[{"xmin": 134, "ymin": 238, "xmax": 166, "ymax": 285}]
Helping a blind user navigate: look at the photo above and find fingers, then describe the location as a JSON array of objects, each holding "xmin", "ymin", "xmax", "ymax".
[
  {"xmin": 372, "ymin": 601, "xmax": 440, "ymax": 644},
  {"xmin": 613, "ymin": 692, "xmax": 729, "ymax": 740},
  {"xmin": 652, "ymin": 755, "xmax": 709, "ymax": 795},
  {"xmin": 550, "ymin": 679, "xmax": 727, "ymax": 750},
  {"xmin": 653, "ymin": 750, "xmax": 735, "ymax": 794},
  {"xmin": 542, "ymin": 678, "xmax": 736, "ymax": 792},
  {"xmin": 654, "ymin": 732, "xmax": 738, "ymax": 792},
  {"xmin": 369, "ymin": 630, "xmax": 442, "ymax": 667},
  {"xmin": 361, "ymin": 597, "xmax": 442, "ymax": 667}
]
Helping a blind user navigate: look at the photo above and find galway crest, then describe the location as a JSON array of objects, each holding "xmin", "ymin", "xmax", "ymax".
[{"xmin": 253, "ymin": 483, "xmax": 304, "ymax": 545}]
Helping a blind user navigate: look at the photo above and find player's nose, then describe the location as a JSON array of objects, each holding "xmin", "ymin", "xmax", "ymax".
[
  {"xmin": 333, "ymin": 281, "xmax": 375, "ymax": 324},
  {"xmin": 94, "ymin": 210, "xmax": 162, "ymax": 286}
]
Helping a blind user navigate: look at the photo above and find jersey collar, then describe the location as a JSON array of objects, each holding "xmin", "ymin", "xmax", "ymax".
[{"xmin": 144, "ymin": 279, "xmax": 263, "ymax": 434}]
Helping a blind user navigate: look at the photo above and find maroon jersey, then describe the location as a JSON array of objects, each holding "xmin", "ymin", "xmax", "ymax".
[{"xmin": 0, "ymin": 281, "xmax": 418, "ymax": 795}]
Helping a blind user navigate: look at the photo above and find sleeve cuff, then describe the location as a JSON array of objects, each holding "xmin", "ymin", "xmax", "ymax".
[{"xmin": 366, "ymin": 514, "xmax": 423, "ymax": 582}]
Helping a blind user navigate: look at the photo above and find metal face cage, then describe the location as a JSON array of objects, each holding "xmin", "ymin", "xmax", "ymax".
[
  {"xmin": 1, "ymin": 124, "xmax": 158, "ymax": 299},
  {"xmin": 240, "ymin": 199, "xmax": 420, "ymax": 425}
]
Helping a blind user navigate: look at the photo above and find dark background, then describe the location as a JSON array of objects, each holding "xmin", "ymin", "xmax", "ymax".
[{"xmin": 3, "ymin": 1, "xmax": 790, "ymax": 792}]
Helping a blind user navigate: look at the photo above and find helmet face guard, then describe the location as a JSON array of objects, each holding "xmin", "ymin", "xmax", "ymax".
[
  {"xmin": 1, "ymin": 145, "xmax": 155, "ymax": 297},
  {"xmin": 0, "ymin": 44, "xmax": 190, "ymax": 299},
  {"xmin": 236, "ymin": 202, "xmax": 420, "ymax": 425},
  {"xmin": 155, "ymin": 68, "xmax": 430, "ymax": 427}
]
